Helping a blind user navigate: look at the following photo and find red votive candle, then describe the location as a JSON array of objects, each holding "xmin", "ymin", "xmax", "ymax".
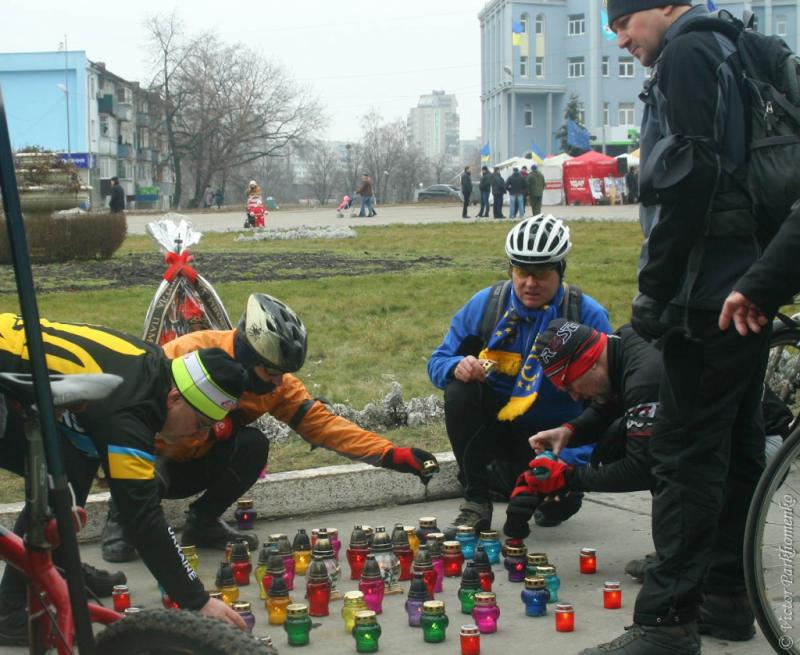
[
  {"xmin": 460, "ymin": 624, "xmax": 481, "ymax": 655},
  {"xmin": 579, "ymin": 547, "xmax": 597, "ymax": 574},
  {"xmin": 555, "ymin": 602, "xmax": 575, "ymax": 632},
  {"xmin": 603, "ymin": 581, "xmax": 622, "ymax": 609}
]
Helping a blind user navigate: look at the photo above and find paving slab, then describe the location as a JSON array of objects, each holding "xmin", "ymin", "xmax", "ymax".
[{"xmin": 0, "ymin": 494, "xmax": 771, "ymax": 654}]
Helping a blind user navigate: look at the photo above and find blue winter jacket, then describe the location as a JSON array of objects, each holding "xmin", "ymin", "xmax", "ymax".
[{"xmin": 428, "ymin": 284, "xmax": 612, "ymax": 432}]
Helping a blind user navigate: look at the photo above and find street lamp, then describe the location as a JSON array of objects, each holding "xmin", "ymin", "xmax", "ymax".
[{"xmin": 56, "ymin": 84, "xmax": 71, "ymax": 159}]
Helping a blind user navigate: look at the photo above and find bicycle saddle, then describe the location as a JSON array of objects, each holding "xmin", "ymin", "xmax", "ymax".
[{"xmin": 0, "ymin": 372, "xmax": 124, "ymax": 407}]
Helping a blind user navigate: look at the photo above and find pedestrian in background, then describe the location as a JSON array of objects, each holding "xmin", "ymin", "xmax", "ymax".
[
  {"xmin": 203, "ymin": 184, "xmax": 214, "ymax": 208},
  {"xmin": 528, "ymin": 164, "xmax": 545, "ymax": 216},
  {"xmin": 109, "ymin": 176, "xmax": 125, "ymax": 213},
  {"xmin": 625, "ymin": 167, "xmax": 639, "ymax": 204},
  {"xmin": 460, "ymin": 166, "xmax": 473, "ymax": 218},
  {"xmin": 214, "ymin": 188, "xmax": 224, "ymax": 209},
  {"xmin": 356, "ymin": 173, "xmax": 375, "ymax": 217},
  {"xmin": 520, "ymin": 166, "xmax": 529, "ymax": 216},
  {"xmin": 490, "ymin": 167, "xmax": 506, "ymax": 218},
  {"xmin": 505, "ymin": 167, "xmax": 526, "ymax": 219},
  {"xmin": 477, "ymin": 165, "xmax": 491, "ymax": 217}
]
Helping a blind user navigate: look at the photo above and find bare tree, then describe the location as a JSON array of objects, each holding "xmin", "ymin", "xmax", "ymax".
[
  {"xmin": 359, "ymin": 111, "xmax": 406, "ymax": 204},
  {"xmin": 304, "ymin": 141, "xmax": 341, "ymax": 206},
  {"xmin": 391, "ymin": 142, "xmax": 429, "ymax": 203},
  {"xmin": 429, "ymin": 150, "xmax": 460, "ymax": 185}
]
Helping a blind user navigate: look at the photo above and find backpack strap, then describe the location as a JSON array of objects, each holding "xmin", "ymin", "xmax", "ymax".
[
  {"xmin": 560, "ymin": 283, "xmax": 583, "ymax": 322},
  {"xmin": 480, "ymin": 280, "xmax": 511, "ymax": 345}
]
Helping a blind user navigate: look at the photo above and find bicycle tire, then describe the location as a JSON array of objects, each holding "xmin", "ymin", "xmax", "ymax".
[
  {"xmin": 95, "ymin": 609, "xmax": 277, "ymax": 655},
  {"xmin": 744, "ymin": 425, "xmax": 800, "ymax": 654},
  {"xmin": 766, "ymin": 326, "xmax": 800, "ymax": 419}
]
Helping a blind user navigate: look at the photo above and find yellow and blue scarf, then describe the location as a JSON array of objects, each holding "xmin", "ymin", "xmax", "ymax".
[{"xmin": 478, "ymin": 287, "xmax": 561, "ymax": 421}]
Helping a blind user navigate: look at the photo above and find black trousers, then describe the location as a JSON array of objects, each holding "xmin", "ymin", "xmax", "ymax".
[
  {"xmin": 462, "ymin": 195, "xmax": 470, "ymax": 217},
  {"xmin": 633, "ymin": 313, "xmax": 769, "ymax": 625},
  {"xmin": 492, "ymin": 194, "xmax": 504, "ymax": 218},
  {"xmin": 444, "ymin": 380, "xmax": 534, "ymax": 503}
]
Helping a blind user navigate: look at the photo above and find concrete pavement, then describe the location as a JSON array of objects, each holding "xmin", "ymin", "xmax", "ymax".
[
  {"xmin": 1, "ymin": 490, "xmax": 771, "ymax": 654},
  {"xmin": 124, "ymin": 202, "xmax": 639, "ymax": 235}
]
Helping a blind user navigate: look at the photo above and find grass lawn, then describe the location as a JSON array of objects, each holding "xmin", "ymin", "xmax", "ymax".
[{"xmin": 0, "ymin": 220, "xmax": 644, "ymax": 503}]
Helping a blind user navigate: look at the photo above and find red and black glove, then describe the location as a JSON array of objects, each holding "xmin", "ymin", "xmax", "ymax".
[
  {"xmin": 381, "ymin": 448, "xmax": 439, "ymax": 480},
  {"xmin": 522, "ymin": 456, "xmax": 573, "ymax": 495},
  {"xmin": 211, "ymin": 411, "xmax": 246, "ymax": 441},
  {"xmin": 503, "ymin": 471, "xmax": 542, "ymax": 539}
]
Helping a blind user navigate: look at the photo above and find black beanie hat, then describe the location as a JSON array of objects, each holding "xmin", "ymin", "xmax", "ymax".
[
  {"xmin": 606, "ymin": 0, "xmax": 692, "ymax": 30},
  {"xmin": 170, "ymin": 347, "xmax": 248, "ymax": 420}
]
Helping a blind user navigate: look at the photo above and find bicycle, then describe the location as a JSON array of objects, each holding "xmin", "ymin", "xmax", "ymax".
[{"xmin": 764, "ymin": 310, "xmax": 800, "ymax": 421}]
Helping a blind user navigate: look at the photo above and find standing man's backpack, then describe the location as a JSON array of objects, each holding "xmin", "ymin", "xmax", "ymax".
[{"xmin": 684, "ymin": 11, "xmax": 800, "ymax": 228}]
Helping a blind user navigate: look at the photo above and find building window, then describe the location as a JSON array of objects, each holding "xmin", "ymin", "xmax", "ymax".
[
  {"xmin": 752, "ymin": 14, "xmax": 759, "ymax": 31},
  {"xmin": 568, "ymin": 14, "xmax": 585, "ymax": 36},
  {"xmin": 524, "ymin": 104, "xmax": 534, "ymax": 127},
  {"xmin": 536, "ymin": 56, "xmax": 544, "ymax": 78},
  {"xmin": 520, "ymin": 56, "xmax": 529, "ymax": 77},
  {"xmin": 521, "ymin": 14, "xmax": 528, "ymax": 34},
  {"xmin": 568, "ymin": 57, "xmax": 585, "ymax": 78},
  {"xmin": 603, "ymin": 103, "xmax": 610, "ymax": 126},
  {"xmin": 619, "ymin": 102, "xmax": 635, "ymax": 125},
  {"xmin": 577, "ymin": 104, "xmax": 586, "ymax": 126},
  {"xmin": 644, "ymin": 67, "xmax": 653, "ymax": 79},
  {"xmin": 776, "ymin": 15, "xmax": 787, "ymax": 37},
  {"xmin": 602, "ymin": 56, "xmax": 609, "ymax": 77},
  {"xmin": 536, "ymin": 14, "xmax": 544, "ymax": 35},
  {"xmin": 619, "ymin": 56, "xmax": 635, "ymax": 77},
  {"xmin": 100, "ymin": 116, "xmax": 109, "ymax": 136}
]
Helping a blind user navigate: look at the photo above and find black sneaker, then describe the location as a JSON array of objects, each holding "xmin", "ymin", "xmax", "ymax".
[
  {"xmin": 579, "ymin": 623, "xmax": 700, "ymax": 655},
  {"xmin": 443, "ymin": 501, "xmax": 492, "ymax": 539},
  {"xmin": 181, "ymin": 509, "xmax": 259, "ymax": 551},
  {"xmin": 101, "ymin": 509, "xmax": 137, "ymax": 563},
  {"xmin": 81, "ymin": 562, "xmax": 127, "ymax": 598},
  {"xmin": 698, "ymin": 592, "xmax": 755, "ymax": 641},
  {"xmin": 0, "ymin": 604, "xmax": 27, "ymax": 647},
  {"xmin": 625, "ymin": 551, "xmax": 657, "ymax": 583}
]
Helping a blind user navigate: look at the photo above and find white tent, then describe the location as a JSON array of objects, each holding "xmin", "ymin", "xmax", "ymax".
[
  {"xmin": 542, "ymin": 153, "xmax": 573, "ymax": 205},
  {"xmin": 616, "ymin": 151, "xmax": 640, "ymax": 168},
  {"xmin": 493, "ymin": 155, "xmax": 543, "ymax": 179}
]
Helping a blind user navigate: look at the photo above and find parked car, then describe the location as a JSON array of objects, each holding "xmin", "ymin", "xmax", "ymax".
[{"xmin": 416, "ymin": 184, "xmax": 462, "ymax": 202}]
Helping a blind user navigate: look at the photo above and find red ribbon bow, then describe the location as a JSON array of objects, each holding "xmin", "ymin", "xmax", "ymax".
[{"xmin": 163, "ymin": 251, "xmax": 198, "ymax": 284}]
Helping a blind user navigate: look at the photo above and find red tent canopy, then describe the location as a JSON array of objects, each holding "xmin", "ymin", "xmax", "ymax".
[{"xmin": 563, "ymin": 151, "xmax": 619, "ymax": 205}]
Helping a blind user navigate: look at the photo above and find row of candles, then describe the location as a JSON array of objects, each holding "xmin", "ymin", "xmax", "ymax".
[{"xmin": 110, "ymin": 507, "xmax": 623, "ymax": 652}]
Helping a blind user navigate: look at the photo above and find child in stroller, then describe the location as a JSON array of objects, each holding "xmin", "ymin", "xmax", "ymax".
[{"xmin": 336, "ymin": 193, "xmax": 353, "ymax": 218}]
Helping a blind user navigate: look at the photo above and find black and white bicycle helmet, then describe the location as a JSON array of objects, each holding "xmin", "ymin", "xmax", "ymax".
[
  {"xmin": 236, "ymin": 293, "xmax": 307, "ymax": 373},
  {"xmin": 505, "ymin": 214, "xmax": 571, "ymax": 266}
]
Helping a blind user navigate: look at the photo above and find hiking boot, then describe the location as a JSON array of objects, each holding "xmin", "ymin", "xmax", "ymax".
[
  {"xmin": 82, "ymin": 562, "xmax": 127, "ymax": 598},
  {"xmin": 181, "ymin": 509, "xmax": 259, "ymax": 551},
  {"xmin": 579, "ymin": 623, "xmax": 700, "ymax": 655},
  {"xmin": 698, "ymin": 592, "xmax": 755, "ymax": 641},
  {"xmin": 101, "ymin": 509, "xmax": 137, "ymax": 563},
  {"xmin": 0, "ymin": 604, "xmax": 27, "ymax": 647},
  {"xmin": 443, "ymin": 501, "xmax": 492, "ymax": 539},
  {"xmin": 625, "ymin": 552, "xmax": 657, "ymax": 583}
]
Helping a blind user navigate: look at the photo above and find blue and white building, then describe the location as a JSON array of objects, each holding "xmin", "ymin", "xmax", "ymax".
[
  {"xmin": 0, "ymin": 51, "xmax": 172, "ymax": 209},
  {"xmin": 479, "ymin": 0, "xmax": 800, "ymax": 163}
]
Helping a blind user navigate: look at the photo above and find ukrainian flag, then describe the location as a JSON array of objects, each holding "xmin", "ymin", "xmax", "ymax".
[{"xmin": 107, "ymin": 445, "xmax": 156, "ymax": 480}]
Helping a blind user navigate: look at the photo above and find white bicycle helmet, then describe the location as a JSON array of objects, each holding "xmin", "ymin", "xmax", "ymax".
[
  {"xmin": 236, "ymin": 293, "xmax": 307, "ymax": 372},
  {"xmin": 505, "ymin": 214, "xmax": 571, "ymax": 266}
]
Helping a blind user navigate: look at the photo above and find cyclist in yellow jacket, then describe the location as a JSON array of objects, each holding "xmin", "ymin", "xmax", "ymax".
[{"xmin": 101, "ymin": 293, "xmax": 439, "ymax": 562}]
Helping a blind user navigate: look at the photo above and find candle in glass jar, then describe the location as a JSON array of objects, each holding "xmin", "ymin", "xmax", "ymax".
[
  {"xmin": 112, "ymin": 585, "xmax": 131, "ymax": 612},
  {"xmin": 555, "ymin": 602, "xmax": 575, "ymax": 632},
  {"xmin": 460, "ymin": 624, "xmax": 481, "ymax": 655},
  {"xmin": 603, "ymin": 581, "xmax": 622, "ymax": 609},
  {"xmin": 580, "ymin": 547, "xmax": 597, "ymax": 574}
]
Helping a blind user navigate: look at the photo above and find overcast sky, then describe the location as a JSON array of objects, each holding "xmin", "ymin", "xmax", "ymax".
[{"xmin": 4, "ymin": 0, "xmax": 487, "ymax": 143}]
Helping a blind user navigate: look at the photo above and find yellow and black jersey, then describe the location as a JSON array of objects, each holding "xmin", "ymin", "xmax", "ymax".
[{"xmin": 0, "ymin": 314, "xmax": 207, "ymax": 610}]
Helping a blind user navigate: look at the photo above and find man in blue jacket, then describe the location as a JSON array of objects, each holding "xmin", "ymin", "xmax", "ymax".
[{"xmin": 427, "ymin": 215, "xmax": 611, "ymax": 534}]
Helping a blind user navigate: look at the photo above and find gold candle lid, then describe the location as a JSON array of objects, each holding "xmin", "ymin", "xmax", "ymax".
[
  {"xmin": 343, "ymin": 590, "xmax": 365, "ymax": 602},
  {"xmin": 478, "ymin": 530, "xmax": 499, "ymax": 540},
  {"xmin": 473, "ymin": 591, "xmax": 497, "ymax": 606},
  {"xmin": 527, "ymin": 552, "xmax": 548, "ymax": 565},
  {"xmin": 327, "ymin": 527, "xmax": 339, "ymax": 537},
  {"xmin": 456, "ymin": 525, "xmax": 474, "ymax": 536},
  {"xmin": 422, "ymin": 600, "xmax": 445, "ymax": 615},
  {"xmin": 524, "ymin": 576, "xmax": 546, "ymax": 589},
  {"xmin": 555, "ymin": 602, "xmax": 574, "ymax": 612},
  {"xmin": 181, "ymin": 544, "xmax": 197, "ymax": 554},
  {"xmin": 418, "ymin": 516, "xmax": 437, "ymax": 528},
  {"xmin": 604, "ymin": 580, "xmax": 621, "ymax": 590},
  {"xmin": 233, "ymin": 601, "xmax": 252, "ymax": 612},
  {"xmin": 506, "ymin": 545, "xmax": 527, "ymax": 557},
  {"xmin": 442, "ymin": 540, "xmax": 462, "ymax": 554},
  {"xmin": 354, "ymin": 610, "xmax": 377, "ymax": 625},
  {"xmin": 427, "ymin": 532, "xmax": 446, "ymax": 545},
  {"xmin": 208, "ymin": 591, "xmax": 223, "ymax": 600},
  {"xmin": 538, "ymin": 564, "xmax": 557, "ymax": 575},
  {"xmin": 237, "ymin": 499, "xmax": 254, "ymax": 509},
  {"xmin": 286, "ymin": 603, "xmax": 309, "ymax": 617}
]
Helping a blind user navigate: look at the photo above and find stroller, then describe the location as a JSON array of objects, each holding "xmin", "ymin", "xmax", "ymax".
[
  {"xmin": 244, "ymin": 195, "xmax": 267, "ymax": 228},
  {"xmin": 336, "ymin": 194, "xmax": 352, "ymax": 218}
]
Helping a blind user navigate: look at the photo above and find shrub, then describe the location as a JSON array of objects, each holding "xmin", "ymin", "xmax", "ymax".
[{"xmin": 0, "ymin": 212, "xmax": 127, "ymax": 263}]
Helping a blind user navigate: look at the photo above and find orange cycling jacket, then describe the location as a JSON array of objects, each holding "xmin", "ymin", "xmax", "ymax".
[{"xmin": 161, "ymin": 329, "xmax": 394, "ymax": 464}]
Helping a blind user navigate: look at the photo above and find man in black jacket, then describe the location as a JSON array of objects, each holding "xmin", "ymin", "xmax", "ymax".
[
  {"xmin": 490, "ymin": 167, "xmax": 506, "ymax": 218},
  {"xmin": 109, "ymin": 176, "xmax": 125, "ymax": 213},
  {"xmin": 460, "ymin": 166, "xmax": 472, "ymax": 218},
  {"xmin": 595, "ymin": 2, "xmax": 769, "ymax": 653},
  {"xmin": 477, "ymin": 166, "xmax": 491, "ymax": 217},
  {"xmin": 505, "ymin": 168, "xmax": 527, "ymax": 219}
]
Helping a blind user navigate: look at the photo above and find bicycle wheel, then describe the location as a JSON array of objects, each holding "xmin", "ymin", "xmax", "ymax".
[
  {"xmin": 766, "ymin": 326, "xmax": 800, "ymax": 419},
  {"xmin": 95, "ymin": 609, "xmax": 277, "ymax": 655},
  {"xmin": 745, "ymin": 426, "xmax": 800, "ymax": 653}
]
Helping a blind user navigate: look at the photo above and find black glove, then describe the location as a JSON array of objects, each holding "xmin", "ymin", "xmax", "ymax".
[
  {"xmin": 381, "ymin": 448, "xmax": 439, "ymax": 480},
  {"xmin": 503, "ymin": 472, "xmax": 542, "ymax": 539},
  {"xmin": 631, "ymin": 293, "xmax": 670, "ymax": 342}
]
